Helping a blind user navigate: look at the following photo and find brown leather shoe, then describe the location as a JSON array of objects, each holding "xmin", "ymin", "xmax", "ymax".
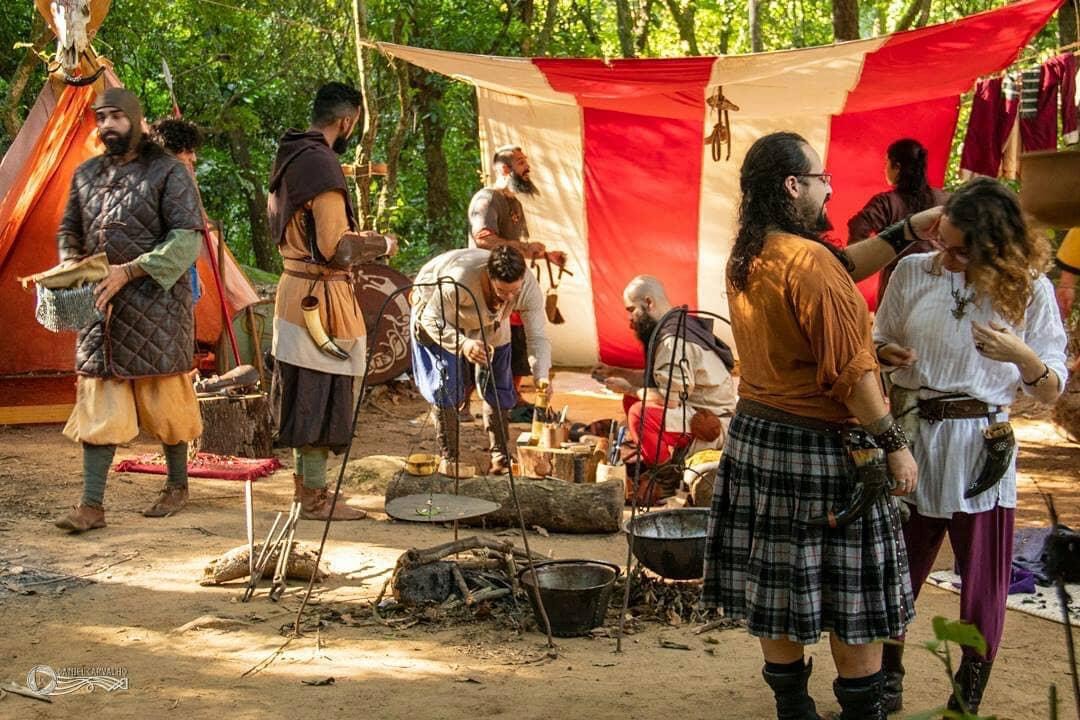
[
  {"xmin": 55, "ymin": 504, "xmax": 106, "ymax": 534},
  {"xmin": 299, "ymin": 485, "xmax": 366, "ymax": 521},
  {"xmin": 142, "ymin": 486, "xmax": 189, "ymax": 517}
]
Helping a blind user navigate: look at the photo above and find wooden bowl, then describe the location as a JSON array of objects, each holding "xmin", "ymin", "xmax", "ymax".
[{"xmin": 405, "ymin": 453, "xmax": 438, "ymax": 476}]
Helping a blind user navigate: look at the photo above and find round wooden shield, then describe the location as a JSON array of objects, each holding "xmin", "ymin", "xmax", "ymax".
[{"xmin": 357, "ymin": 262, "xmax": 412, "ymax": 386}]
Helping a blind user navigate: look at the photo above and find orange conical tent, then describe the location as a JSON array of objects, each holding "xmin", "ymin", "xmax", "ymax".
[{"xmin": 0, "ymin": 64, "xmax": 260, "ymax": 423}]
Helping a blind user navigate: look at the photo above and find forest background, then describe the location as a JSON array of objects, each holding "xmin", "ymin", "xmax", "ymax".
[{"xmin": 1, "ymin": 0, "xmax": 1077, "ymax": 276}]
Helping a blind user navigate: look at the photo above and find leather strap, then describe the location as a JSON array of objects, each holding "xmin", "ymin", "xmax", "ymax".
[
  {"xmin": 917, "ymin": 397, "xmax": 1001, "ymax": 422},
  {"xmin": 737, "ymin": 398, "xmax": 854, "ymax": 434}
]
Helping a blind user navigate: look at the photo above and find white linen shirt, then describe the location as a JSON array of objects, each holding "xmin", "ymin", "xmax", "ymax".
[{"xmin": 873, "ymin": 253, "xmax": 1068, "ymax": 518}]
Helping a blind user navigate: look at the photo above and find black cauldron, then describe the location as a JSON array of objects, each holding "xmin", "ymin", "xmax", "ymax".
[{"xmin": 624, "ymin": 508, "xmax": 709, "ymax": 580}]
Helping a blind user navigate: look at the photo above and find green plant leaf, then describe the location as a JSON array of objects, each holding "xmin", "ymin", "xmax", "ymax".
[{"xmin": 931, "ymin": 616, "xmax": 988, "ymax": 656}]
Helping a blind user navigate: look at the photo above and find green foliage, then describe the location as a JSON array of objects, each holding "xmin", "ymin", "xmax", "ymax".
[{"xmin": 0, "ymin": 0, "xmax": 1070, "ymax": 271}]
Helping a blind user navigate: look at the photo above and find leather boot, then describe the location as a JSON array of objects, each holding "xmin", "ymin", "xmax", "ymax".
[
  {"xmin": 483, "ymin": 404, "xmax": 512, "ymax": 474},
  {"xmin": 291, "ymin": 473, "xmax": 304, "ymax": 502},
  {"xmin": 299, "ymin": 485, "xmax": 366, "ymax": 521},
  {"xmin": 833, "ymin": 671, "xmax": 886, "ymax": 720},
  {"xmin": 761, "ymin": 659, "xmax": 821, "ymax": 720},
  {"xmin": 946, "ymin": 655, "xmax": 993, "ymax": 715},
  {"xmin": 434, "ymin": 405, "xmax": 461, "ymax": 461},
  {"xmin": 881, "ymin": 642, "xmax": 905, "ymax": 713},
  {"xmin": 55, "ymin": 504, "xmax": 107, "ymax": 534},
  {"xmin": 142, "ymin": 486, "xmax": 189, "ymax": 517}
]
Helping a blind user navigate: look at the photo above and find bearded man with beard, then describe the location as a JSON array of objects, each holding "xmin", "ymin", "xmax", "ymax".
[
  {"xmin": 268, "ymin": 82, "xmax": 397, "ymax": 521},
  {"xmin": 53, "ymin": 88, "xmax": 205, "ymax": 533},
  {"xmin": 700, "ymin": 132, "xmax": 942, "ymax": 719},
  {"xmin": 467, "ymin": 145, "xmax": 566, "ymax": 416},
  {"xmin": 592, "ymin": 276, "xmax": 736, "ymax": 475}
]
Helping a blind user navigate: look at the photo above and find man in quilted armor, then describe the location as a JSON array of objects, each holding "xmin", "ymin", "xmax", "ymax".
[{"xmin": 54, "ymin": 88, "xmax": 204, "ymax": 533}]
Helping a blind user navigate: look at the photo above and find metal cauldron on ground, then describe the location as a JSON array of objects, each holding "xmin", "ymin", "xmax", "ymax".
[
  {"xmin": 624, "ymin": 508, "xmax": 709, "ymax": 581},
  {"xmin": 518, "ymin": 559, "xmax": 620, "ymax": 637}
]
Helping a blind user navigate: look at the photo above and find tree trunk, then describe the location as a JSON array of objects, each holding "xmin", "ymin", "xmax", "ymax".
[
  {"xmin": 535, "ymin": 0, "xmax": 559, "ymax": 55},
  {"xmin": 664, "ymin": 0, "xmax": 700, "ymax": 55},
  {"xmin": 1060, "ymin": 0, "xmax": 1079, "ymax": 47},
  {"xmin": 227, "ymin": 129, "xmax": 278, "ymax": 272},
  {"xmin": 750, "ymin": 0, "xmax": 764, "ymax": 52},
  {"xmin": 385, "ymin": 473, "xmax": 625, "ymax": 533},
  {"xmin": 832, "ymin": 0, "xmax": 859, "ymax": 42},
  {"xmin": 376, "ymin": 24, "xmax": 413, "ymax": 227},
  {"xmin": 412, "ymin": 72, "xmax": 452, "ymax": 245},
  {"xmin": 1, "ymin": 14, "xmax": 49, "ymax": 139},
  {"xmin": 895, "ymin": 0, "xmax": 931, "ymax": 32},
  {"xmin": 615, "ymin": 0, "xmax": 637, "ymax": 58},
  {"xmin": 351, "ymin": 0, "xmax": 378, "ymax": 229}
]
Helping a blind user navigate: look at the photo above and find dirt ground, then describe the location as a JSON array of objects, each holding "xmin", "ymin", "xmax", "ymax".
[{"xmin": 1, "ymin": 370, "xmax": 1078, "ymax": 720}]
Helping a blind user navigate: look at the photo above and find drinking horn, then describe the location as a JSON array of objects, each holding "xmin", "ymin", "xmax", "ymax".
[
  {"xmin": 300, "ymin": 295, "xmax": 351, "ymax": 361},
  {"xmin": 809, "ymin": 447, "xmax": 891, "ymax": 529},
  {"xmin": 963, "ymin": 421, "xmax": 1015, "ymax": 499}
]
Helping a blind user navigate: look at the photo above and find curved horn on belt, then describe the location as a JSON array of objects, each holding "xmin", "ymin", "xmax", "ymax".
[
  {"xmin": 808, "ymin": 447, "xmax": 891, "ymax": 528},
  {"xmin": 964, "ymin": 421, "xmax": 1015, "ymax": 499},
  {"xmin": 300, "ymin": 295, "xmax": 350, "ymax": 361}
]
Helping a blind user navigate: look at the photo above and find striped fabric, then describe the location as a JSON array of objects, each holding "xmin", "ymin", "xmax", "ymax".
[
  {"xmin": 379, "ymin": 0, "xmax": 1061, "ymax": 366},
  {"xmin": 702, "ymin": 414, "xmax": 914, "ymax": 645}
]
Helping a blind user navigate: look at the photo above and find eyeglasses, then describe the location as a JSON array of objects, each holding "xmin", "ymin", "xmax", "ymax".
[{"xmin": 796, "ymin": 172, "xmax": 832, "ymax": 186}]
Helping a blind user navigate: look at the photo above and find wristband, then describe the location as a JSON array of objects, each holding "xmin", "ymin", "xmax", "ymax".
[
  {"xmin": 877, "ymin": 221, "xmax": 912, "ymax": 255},
  {"xmin": 872, "ymin": 422, "xmax": 909, "ymax": 453},
  {"xmin": 1022, "ymin": 363, "xmax": 1052, "ymax": 388}
]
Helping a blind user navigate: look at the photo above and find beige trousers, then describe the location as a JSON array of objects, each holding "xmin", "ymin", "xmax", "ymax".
[{"xmin": 63, "ymin": 374, "xmax": 203, "ymax": 446}]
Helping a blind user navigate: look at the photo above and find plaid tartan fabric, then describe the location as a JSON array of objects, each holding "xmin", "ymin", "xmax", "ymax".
[{"xmin": 702, "ymin": 413, "xmax": 915, "ymax": 645}]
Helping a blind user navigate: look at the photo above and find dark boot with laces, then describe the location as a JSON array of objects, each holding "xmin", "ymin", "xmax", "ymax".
[
  {"xmin": 833, "ymin": 670, "xmax": 886, "ymax": 720},
  {"xmin": 761, "ymin": 658, "xmax": 821, "ymax": 720},
  {"xmin": 946, "ymin": 655, "xmax": 993, "ymax": 716}
]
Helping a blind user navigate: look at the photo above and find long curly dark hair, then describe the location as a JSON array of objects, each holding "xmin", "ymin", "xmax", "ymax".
[
  {"xmin": 888, "ymin": 138, "xmax": 935, "ymax": 214},
  {"xmin": 728, "ymin": 132, "xmax": 834, "ymax": 293},
  {"xmin": 935, "ymin": 177, "xmax": 1050, "ymax": 326}
]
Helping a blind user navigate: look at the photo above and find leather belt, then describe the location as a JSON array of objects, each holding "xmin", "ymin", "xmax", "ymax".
[
  {"xmin": 917, "ymin": 397, "xmax": 1001, "ymax": 424},
  {"xmin": 737, "ymin": 398, "xmax": 855, "ymax": 434},
  {"xmin": 282, "ymin": 268, "xmax": 351, "ymax": 282}
]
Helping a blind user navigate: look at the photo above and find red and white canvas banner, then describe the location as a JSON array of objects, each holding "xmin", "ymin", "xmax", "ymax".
[{"xmin": 381, "ymin": 0, "xmax": 1062, "ymax": 367}]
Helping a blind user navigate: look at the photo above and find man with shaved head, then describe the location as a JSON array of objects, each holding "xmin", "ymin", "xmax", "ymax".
[{"xmin": 593, "ymin": 275, "xmax": 736, "ymax": 476}]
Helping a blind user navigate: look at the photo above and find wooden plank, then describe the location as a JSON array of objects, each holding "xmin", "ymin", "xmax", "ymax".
[{"xmin": 0, "ymin": 403, "xmax": 73, "ymax": 425}]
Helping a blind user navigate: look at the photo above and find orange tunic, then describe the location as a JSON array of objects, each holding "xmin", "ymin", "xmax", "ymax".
[{"xmin": 729, "ymin": 232, "xmax": 878, "ymax": 422}]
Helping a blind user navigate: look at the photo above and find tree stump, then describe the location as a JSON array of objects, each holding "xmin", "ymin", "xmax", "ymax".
[
  {"xmin": 195, "ymin": 393, "xmax": 274, "ymax": 458},
  {"xmin": 518, "ymin": 445, "xmax": 600, "ymax": 483},
  {"xmin": 385, "ymin": 474, "xmax": 623, "ymax": 533}
]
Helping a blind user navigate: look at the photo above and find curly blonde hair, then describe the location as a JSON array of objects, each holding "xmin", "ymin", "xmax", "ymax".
[{"xmin": 934, "ymin": 178, "xmax": 1050, "ymax": 326}]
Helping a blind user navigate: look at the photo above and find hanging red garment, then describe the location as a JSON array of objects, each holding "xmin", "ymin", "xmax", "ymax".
[
  {"xmin": 1020, "ymin": 54, "xmax": 1078, "ymax": 151},
  {"xmin": 960, "ymin": 77, "xmax": 1019, "ymax": 177}
]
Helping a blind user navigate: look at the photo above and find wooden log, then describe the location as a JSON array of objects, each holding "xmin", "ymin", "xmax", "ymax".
[
  {"xmin": 385, "ymin": 474, "xmax": 623, "ymax": 533},
  {"xmin": 518, "ymin": 445, "xmax": 599, "ymax": 483},
  {"xmin": 195, "ymin": 393, "xmax": 273, "ymax": 458}
]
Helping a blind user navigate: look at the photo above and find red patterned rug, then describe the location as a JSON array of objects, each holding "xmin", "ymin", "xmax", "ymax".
[{"xmin": 114, "ymin": 452, "xmax": 282, "ymax": 482}]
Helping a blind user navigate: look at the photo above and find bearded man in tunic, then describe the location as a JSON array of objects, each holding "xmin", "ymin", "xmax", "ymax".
[
  {"xmin": 268, "ymin": 82, "xmax": 397, "ymax": 520},
  {"xmin": 55, "ymin": 88, "xmax": 205, "ymax": 533}
]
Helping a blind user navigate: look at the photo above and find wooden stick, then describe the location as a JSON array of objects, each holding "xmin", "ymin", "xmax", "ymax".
[
  {"xmin": 0, "ymin": 682, "xmax": 51, "ymax": 703},
  {"xmin": 450, "ymin": 563, "xmax": 474, "ymax": 606},
  {"xmin": 400, "ymin": 536, "xmax": 540, "ymax": 569}
]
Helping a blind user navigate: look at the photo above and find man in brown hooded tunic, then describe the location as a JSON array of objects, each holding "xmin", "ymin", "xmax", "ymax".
[
  {"xmin": 268, "ymin": 82, "xmax": 397, "ymax": 520},
  {"xmin": 54, "ymin": 88, "xmax": 205, "ymax": 533}
]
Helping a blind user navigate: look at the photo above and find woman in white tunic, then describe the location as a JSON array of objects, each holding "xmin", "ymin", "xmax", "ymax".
[{"xmin": 873, "ymin": 177, "xmax": 1068, "ymax": 715}]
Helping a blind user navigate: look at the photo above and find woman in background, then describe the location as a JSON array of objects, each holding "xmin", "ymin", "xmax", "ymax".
[{"xmin": 849, "ymin": 138, "xmax": 949, "ymax": 303}]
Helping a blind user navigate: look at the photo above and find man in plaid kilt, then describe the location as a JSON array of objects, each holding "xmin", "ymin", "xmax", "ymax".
[{"xmin": 702, "ymin": 132, "xmax": 940, "ymax": 719}]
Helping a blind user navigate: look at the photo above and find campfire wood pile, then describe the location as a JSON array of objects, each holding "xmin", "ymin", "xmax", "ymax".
[{"xmin": 360, "ymin": 536, "xmax": 743, "ymax": 634}]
